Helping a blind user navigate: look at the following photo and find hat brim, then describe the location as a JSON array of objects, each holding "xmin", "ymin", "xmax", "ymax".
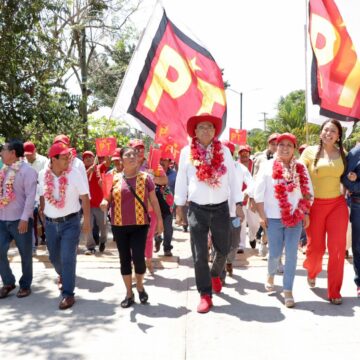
[
  {"xmin": 276, "ymin": 134, "xmax": 297, "ymax": 147},
  {"xmin": 49, "ymin": 147, "xmax": 72, "ymax": 158},
  {"xmin": 187, "ymin": 115, "xmax": 222, "ymax": 138},
  {"xmin": 24, "ymin": 151, "xmax": 35, "ymax": 155},
  {"xmin": 111, "ymin": 156, "xmax": 121, "ymax": 161}
]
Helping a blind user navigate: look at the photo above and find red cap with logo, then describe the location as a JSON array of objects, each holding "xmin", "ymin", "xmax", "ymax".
[
  {"xmin": 128, "ymin": 139, "xmax": 144, "ymax": 149},
  {"xmin": 82, "ymin": 150, "xmax": 95, "ymax": 159},
  {"xmin": 24, "ymin": 141, "xmax": 36, "ymax": 155},
  {"xmin": 111, "ymin": 148, "xmax": 121, "ymax": 160},
  {"xmin": 276, "ymin": 133, "xmax": 297, "ymax": 147},
  {"xmin": 48, "ymin": 142, "xmax": 72, "ymax": 158},
  {"xmin": 238, "ymin": 145, "xmax": 251, "ymax": 154},
  {"xmin": 53, "ymin": 134, "xmax": 70, "ymax": 146}
]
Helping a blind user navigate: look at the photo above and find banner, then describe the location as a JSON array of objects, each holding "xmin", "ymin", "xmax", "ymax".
[
  {"xmin": 95, "ymin": 137, "xmax": 117, "ymax": 157},
  {"xmin": 111, "ymin": 4, "xmax": 227, "ymax": 151},
  {"xmin": 101, "ymin": 172, "xmax": 114, "ymax": 199},
  {"xmin": 148, "ymin": 146, "xmax": 161, "ymax": 172},
  {"xmin": 229, "ymin": 128, "xmax": 247, "ymax": 145},
  {"xmin": 309, "ymin": 0, "xmax": 360, "ymax": 122}
]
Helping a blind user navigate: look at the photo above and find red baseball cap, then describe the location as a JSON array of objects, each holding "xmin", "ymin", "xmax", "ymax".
[
  {"xmin": 128, "ymin": 139, "xmax": 144, "ymax": 149},
  {"xmin": 187, "ymin": 114, "xmax": 222, "ymax": 138},
  {"xmin": 111, "ymin": 148, "xmax": 121, "ymax": 161},
  {"xmin": 48, "ymin": 142, "xmax": 72, "ymax": 158},
  {"xmin": 24, "ymin": 141, "xmax": 36, "ymax": 155},
  {"xmin": 276, "ymin": 133, "xmax": 297, "ymax": 147},
  {"xmin": 238, "ymin": 145, "xmax": 251, "ymax": 154},
  {"xmin": 53, "ymin": 134, "xmax": 70, "ymax": 146},
  {"xmin": 222, "ymin": 140, "xmax": 235, "ymax": 155},
  {"xmin": 267, "ymin": 133, "xmax": 280, "ymax": 143},
  {"xmin": 82, "ymin": 150, "xmax": 95, "ymax": 159}
]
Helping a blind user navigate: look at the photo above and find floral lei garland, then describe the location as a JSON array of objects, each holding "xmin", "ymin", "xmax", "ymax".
[
  {"xmin": 190, "ymin": 137, "xmax": 227, "ymax": 187},
  {"xmin": 272, "ymin": 157, "xmax": 312, "ymax": 227},
  {"xmin": 44, "ymin": 166, "xmax": 70, "ymax": 208},
  {"xmin": 0, "ymin": 160, "xmax": 23, "ymax": 208}
]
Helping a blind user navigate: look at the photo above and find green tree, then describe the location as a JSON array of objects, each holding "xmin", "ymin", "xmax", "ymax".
[
  {"xmin": 247, "ymin": 128, "xmax": 267, "ymax": 153},
  {"xmin": 266, "ymin": 90, "xmax": 319, "ymax": 146}
]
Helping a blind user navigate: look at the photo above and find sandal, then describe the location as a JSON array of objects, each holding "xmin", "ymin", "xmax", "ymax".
[
  {"xmin": 307, "ymin": 277, "xmax": 316, "ymax": 288},
  {"xmin": 329, "ymin": 297, "xmax": 342, "ymax": 305},
  {"xmin": 265, "ymin": 276, "xmax": 275, "ymax": 292},
  {"xmin": 137, "ymin": 288, "xmax": 149, "ymax": 304},
  {"xmin": 120, "ymin": 293, "xmax": 135, "ymax": 308},
  {"xmin": 284, "ymin": 291, "xmax": 295, "ymax": 308}
]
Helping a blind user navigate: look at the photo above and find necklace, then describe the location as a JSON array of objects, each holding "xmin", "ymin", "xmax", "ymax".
[
  {"xmin": 190, "ymin": 137, "xmax": 227, "ymax": 187},
  {"xmin": 44, "ymin": 166, "xmax": 70, "ymax": 208},
  {"xmin": 272, "ymin": 158, "xmax": 312, "ymax": 227},
  {"xmin": 0, "ymin": 160, "xmax": 23, "ymax": 208}
]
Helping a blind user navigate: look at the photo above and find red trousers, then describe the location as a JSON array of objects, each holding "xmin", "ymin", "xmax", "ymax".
[{"xmin": 303, "ymin": 196, "xmax": 349, "ymax": 299}]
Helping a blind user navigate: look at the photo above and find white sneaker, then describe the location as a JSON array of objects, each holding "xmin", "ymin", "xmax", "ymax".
[{"xmin": 259, "ymin": 242, "xmax": 268, "ymax": 257}]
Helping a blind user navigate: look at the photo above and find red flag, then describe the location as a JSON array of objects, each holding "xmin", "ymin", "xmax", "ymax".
[
  {"xmin": 95, "ymin": 138, "xmax": 117, "ymax": 157},
  {"xmin": 309, "ymin": 0, "xmax": 360, "ymax": 122},
  {"xmin": 148, "ymin": 146, "xmax": 161, "ymax": 172},
  {"xmin": 101, "ymin": 172, "xmax": 113, "ymax": 199},
  {"xmin": 113, "ymin": 7, "xmax": 227, "ymax": 152},
  {"xmin": 229, "ymin": 128, "xmax": 247, "ymax": 145}
]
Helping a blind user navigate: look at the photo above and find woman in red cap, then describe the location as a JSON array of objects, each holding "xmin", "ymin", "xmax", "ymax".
[
  {"xmin": 254, "ymin": 133, "xmax": 313, "ymax": 308},
  {"xmin": 300, "ymin": 119, "xmax": 348, "ymax": 304}
]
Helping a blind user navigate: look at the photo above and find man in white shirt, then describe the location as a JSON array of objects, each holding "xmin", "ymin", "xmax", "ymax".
[
  {"xmin": 24, "ymin": 141, "xmax": 48, "ymax": 254},
  {"xmin": 175, "ymin": 114, "xmax": 244, "ymax": 313},
  {"xmin": 39, "ymin": 142, "xmax": 90, "ymax": 310}
]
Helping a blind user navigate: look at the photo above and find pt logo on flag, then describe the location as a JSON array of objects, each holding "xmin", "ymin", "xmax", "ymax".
[
  {"xmin": 128, "ymin": 11, "xmax": 227, "ymax": 146},
  {"xmin": 229, "ymin": 128, "xmax": 247, "ymax": 145}
]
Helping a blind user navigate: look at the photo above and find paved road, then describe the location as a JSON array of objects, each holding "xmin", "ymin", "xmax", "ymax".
[{"xmin": 1, "ymin": 226, "xmax": 359, "ymax": 360}]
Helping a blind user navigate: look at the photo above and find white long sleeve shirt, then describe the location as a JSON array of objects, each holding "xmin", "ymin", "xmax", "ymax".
[
  {"xmin": 254, "ymin": 159, "xmax": 314, "ymax": 219},
  {"xmin": 175, "ymin": 143, "xmax": 243, "ymax": 207}
]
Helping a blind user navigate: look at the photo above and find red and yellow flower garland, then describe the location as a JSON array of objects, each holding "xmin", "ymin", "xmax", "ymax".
[
  {"xmin": 272, "ymin": 158, "xmax": 312, "ymax": 227},
  {"xmin": 44, "ymin": 167, "xmax": 70, "ymax": 208},
  {"xmin": 190, "ymin": 137, "xmax": 226, "ymax": 187},
  {"xmin": 0, "ymin": 161, "xmax": 22, "ymax": 208}
]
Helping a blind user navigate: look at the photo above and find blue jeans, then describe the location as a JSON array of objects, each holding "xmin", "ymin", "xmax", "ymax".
[
  {"xmin": 163, "ymin": 214, "xmax": 173, "ymax": 251},
  {"xmin": 0, "ymin": 219, "xmax": 33, "ymax": 289},
  {"xmin": 45, "ymin": 214, "xmax": 81, "ymax": 297},
  {"xmin": 267, "ymin": 219, "xmax": 302, "ymax": 291},
  {"xmin": 350, "ymin": 202, "xmax": 360, "ymax": 286}
]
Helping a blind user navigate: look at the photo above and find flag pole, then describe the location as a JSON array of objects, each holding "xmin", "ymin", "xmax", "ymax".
[{"xmin": 304, "ymin": 0, "xmax": 309, "ymax": 144}]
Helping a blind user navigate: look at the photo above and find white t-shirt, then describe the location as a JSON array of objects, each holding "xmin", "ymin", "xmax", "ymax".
[
  {"xmin": 254, "ymin": 159, "xmax": 314, "ymax": 219},
  {"xmin": 39, "ymin": 167, "xmax": 89, "ymax": 218}
]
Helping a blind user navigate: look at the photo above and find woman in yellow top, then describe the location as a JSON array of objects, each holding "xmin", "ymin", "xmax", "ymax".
[{"xmin": 300, "ymin": 119, "xmax": 348, "ymax": 304}]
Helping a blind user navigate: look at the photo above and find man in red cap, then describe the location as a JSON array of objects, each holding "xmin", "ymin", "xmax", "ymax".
[
  {"xmin": 82, "ymin": 151, "xmax": 108, "ymax": 254},
  {"xmin": 39, "ymin": 142, "xmax": 91, "ymax": 310},
  {"xmin": 23, "ymin": 141, "xmax": 48, "ymax": 254},
  {"xmin": 52, "ymin": 135, "xmax": 89, "ymax": 192},
  {"xmin": 237, "ymin": 145, "xmax": 259, "ymax": 252},
  {"xmin": 175, "ymin": 114, "xmax": 245, "ymax": 313},
  {"xmin": 0, "ymin": 140, "xmax": 37, "ymax": 300}
]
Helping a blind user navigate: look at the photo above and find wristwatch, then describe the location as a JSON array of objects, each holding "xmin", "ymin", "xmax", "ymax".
[{"xmin": 236, "ymin": 202, "xmax": 243, "ymax": 206}]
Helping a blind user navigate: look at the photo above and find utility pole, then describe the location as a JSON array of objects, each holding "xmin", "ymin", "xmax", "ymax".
[{"xmin": 259, "ymin": 112, "xmax": 268, "ymax": 131}]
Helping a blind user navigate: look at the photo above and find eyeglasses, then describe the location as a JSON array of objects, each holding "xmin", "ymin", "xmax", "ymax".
[
  {"xmin": 123, "ymin": 153, "xmax": 138, "ymax": 158},
  {"xmin": 196, "ymin": 125, "xmax": 215, "ymax": 131}
]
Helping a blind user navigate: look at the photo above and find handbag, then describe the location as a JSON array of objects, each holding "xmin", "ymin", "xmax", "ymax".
[{"xmin": 123, "ymin": 175, "xmax": 151, "ymax": 223}]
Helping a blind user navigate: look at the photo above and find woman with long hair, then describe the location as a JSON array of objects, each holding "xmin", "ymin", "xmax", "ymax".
[
  {"xmin": 100, "ymin": 147, "xmax": 163, "ymax": 308},
  {"xmin": 255, "ymin": 133, "xmax": 313, "ymax": 308},
  {"xmin": 300, "ymin": 118, "xmax": 349, "ymax": 305}
]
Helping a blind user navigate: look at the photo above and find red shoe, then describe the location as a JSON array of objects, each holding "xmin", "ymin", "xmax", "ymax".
[
  {"xmin": 197, "ymin": 294, "xmax": 213, "ymax": 313},
  {"xmin": 211, "ymin": 276, "xmax": 222, "ymax": 293}
]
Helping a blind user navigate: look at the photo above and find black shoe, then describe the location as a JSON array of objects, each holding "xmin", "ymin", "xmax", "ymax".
[
  {"xmin": 249, "ymin": 239, "xmax": 256, "ymax": 249},
  {"xmin": 183, "ymin": 225, "xmax": 188, "ymax": 232},
  {"xmin": 99, "ymin": 243, "xmax": 105, "ymax": 252},
  {"xmin": 154, "ymin": 236, "xmax": 162, "ymax": 253},
  {"xmin": 164, "ymin": 250, "xmax": 173, "ymax": 257},
  {"xmin": 138, "ymin": 288, "xmax": 148, "ymax": 304},
  {"xmin": 121, "ymin": 293, "xmax": 135, "ymax": 308},
  {"xmin": 237, "ymin": 248, "xmax": 244, "ymax": 254}
]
